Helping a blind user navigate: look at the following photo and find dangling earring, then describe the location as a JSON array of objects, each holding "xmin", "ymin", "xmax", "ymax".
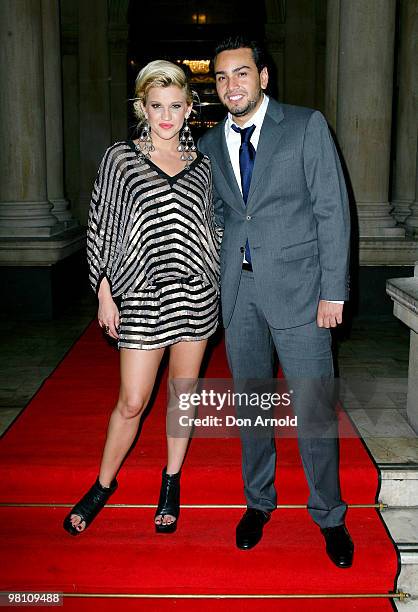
[
  {"xmin": 137, "ymin": 120, "xmax": 155, "ymax": 159},
  {"xmin": 178, "ymin": 116, "xmax": 196, "ymax": 169}
]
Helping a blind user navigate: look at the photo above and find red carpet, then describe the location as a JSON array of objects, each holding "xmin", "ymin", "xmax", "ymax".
[{"xmin": 0, "ymin": 322, "xmax": 399, "ymax": 610}]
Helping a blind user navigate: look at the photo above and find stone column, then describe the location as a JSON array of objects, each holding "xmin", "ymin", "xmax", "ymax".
[
  {"xmin": 108, "ymin": 0, "xmax": 129, "ymax": 141},
  {"xmin": 61, "ymin": 0, "xmax": 80, "ymax": 223},
  {"xmin": 41, "ymin": 0, "xmax": 77, "ymax": 228},
  {"xmin": 405, "ymin": 140, "xmax": 418, "ymax": 236},
  {"xmin": 78, "ymin": 0, "xmax": 111, "ymax": 225},
  {"xmin": 264, "ymin": 0, "xmax": 285, "ymax": 100},
  {"xmin": 392, "ymin": 0, "xmax": 417, "ymax": 225},
  {"xmin": 399, "ymin": 1, "xmax": 418, "ymax": 234},
  {"xmin": 284, "ymin": 0, "xmax": 316, "ymax": 107},
  {"xmin": 336, "ymin": 0, "xmax": 403, "ymax": 237},
  {"xmin": 314, "ymin": 2, "xmax": 327, "ymax": 115},
  {"xmin": 0, "ymin": 0, "xmax": 63, "ymax": 237},
  {"xmin": 109, "ymin": 31, "xmax": 128, "ymax": 142},
  {"xmin": 324, "ymin": 0, "xmax": 340, "ymax": 130}
]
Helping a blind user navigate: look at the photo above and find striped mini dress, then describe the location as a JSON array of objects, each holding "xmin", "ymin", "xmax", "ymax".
[{"xmin": 87, "ymin": 141, "xmax": 221, "ymax": 350}]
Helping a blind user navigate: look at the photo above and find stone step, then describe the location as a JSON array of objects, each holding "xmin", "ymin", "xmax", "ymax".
[
  {"xmin": 381, "ymin": 507, "xmax": 418, "ymax": 609},
  {"xmin": 346, "ymin": 404, "xmax": 418, "ymax": 508},
  {"xmin": 379, "ymin": 463, "xmax": 418, "ymax": 507}
]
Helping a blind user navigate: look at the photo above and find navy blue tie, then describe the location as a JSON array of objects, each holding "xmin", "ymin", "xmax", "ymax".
[{"xmin": 232, "ymin": 124, "xmax": 256, "ymax": 263}]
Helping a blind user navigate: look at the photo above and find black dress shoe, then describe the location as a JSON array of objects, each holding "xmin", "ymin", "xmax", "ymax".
[
  {"xmin": 236, "ymin": 508, "xmax": 271, "ymax": 550},
  {"xmin": 321, "ymin": 524, "xmax": 354, "ymax": 568}
]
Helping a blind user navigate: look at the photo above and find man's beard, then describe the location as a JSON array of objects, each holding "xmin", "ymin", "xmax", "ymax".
[{"xmin": 226, "ymin": 90, "xmax": 262, "ymax": 117}]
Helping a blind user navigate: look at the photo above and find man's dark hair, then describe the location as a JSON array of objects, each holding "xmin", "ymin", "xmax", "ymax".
[{"xmin": 214, "ymin": 35, "xmax": 267, "ymax": 73}]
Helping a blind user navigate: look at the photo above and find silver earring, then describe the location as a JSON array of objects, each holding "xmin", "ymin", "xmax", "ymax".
[
  {"xmin": 178, "ymin": 116, "xmax": 196, "ymax": 168},
  {"xmin": 137, "ymin": 120, "xmax": 155, "ymax": 159}
]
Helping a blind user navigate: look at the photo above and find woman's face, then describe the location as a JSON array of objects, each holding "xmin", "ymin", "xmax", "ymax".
[{"xmin": 142, "ymin": 85, "xmax": 192, "ymax": 143}]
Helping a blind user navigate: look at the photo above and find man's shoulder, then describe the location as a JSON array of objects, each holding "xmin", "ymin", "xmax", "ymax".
[
  {"xmin": 199, "ymin": 119, "xmax": 225, "ymax": 149},
  {"xmin": 269, "ymin": 99, "xmax": 319, "ymax": 125}
]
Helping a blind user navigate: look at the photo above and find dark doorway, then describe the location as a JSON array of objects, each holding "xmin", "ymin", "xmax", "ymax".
[{"xmin": 127, "ymin": 0, "xmax": 266, "ymax": 138}]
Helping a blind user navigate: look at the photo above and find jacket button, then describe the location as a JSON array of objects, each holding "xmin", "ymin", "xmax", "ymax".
[
  {"xmin": 246, "ymin": 215, "xmax": 252, "ymax": 220},
  {"xmin": 240, "ymin": 247, "xmax": 244, "ymax": 253}
]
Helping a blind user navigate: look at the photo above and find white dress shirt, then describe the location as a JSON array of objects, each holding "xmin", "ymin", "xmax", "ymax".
[
  {"xmin": 224, "ymin": 94, "xmax": 343, "ymax": 305},
  {"xmin": 225, "ymin": 93, "xmax": 269, "ymax": 193}
]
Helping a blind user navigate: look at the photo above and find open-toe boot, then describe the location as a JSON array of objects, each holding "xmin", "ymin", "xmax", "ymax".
[
  {"xmin": 63, "ymin": 477, "xmax": 118, "ymax": 536},
  {"xmin": 154, "ymin": 467, "xmax": 181, "ymax": 534}
]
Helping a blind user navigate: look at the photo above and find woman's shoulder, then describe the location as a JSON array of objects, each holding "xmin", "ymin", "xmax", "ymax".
[
  {"xmin": 104, "ymin": 140, "xmax": 136, "ymax": 158},
  {"xmin": 99, "ymin": 141, "xmax": 137, "ymax": 171}
]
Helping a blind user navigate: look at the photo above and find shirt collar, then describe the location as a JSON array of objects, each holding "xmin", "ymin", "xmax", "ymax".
[{"xmin": 226, "ymin": 93, "xmax": 269, "ymax": 133}]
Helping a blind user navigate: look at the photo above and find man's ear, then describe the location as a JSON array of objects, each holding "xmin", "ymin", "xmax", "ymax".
[{"xmin": 260, "ymin": 66, "xmax": 269, "ymax": 91}]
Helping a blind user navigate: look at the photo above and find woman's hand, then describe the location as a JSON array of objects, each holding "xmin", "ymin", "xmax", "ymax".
[{"xmin": 98, "ymin": 278, "xmax": 119, "ymax": 339}]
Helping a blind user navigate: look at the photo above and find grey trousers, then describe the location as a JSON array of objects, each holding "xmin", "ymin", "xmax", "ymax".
[{"xmin": 225, "ymin": 269, "xmax": 347, "ymax": 528}]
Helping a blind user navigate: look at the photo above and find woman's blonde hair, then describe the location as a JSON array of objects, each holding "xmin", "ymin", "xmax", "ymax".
[{"xmin": 133, "ymin": 60, "xmax": 193, "ymax": 124}]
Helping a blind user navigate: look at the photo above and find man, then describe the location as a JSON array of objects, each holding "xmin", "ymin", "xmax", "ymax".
[{"xmin": 199, "ymin": 36, "xmax": 353, "ymax": 568}]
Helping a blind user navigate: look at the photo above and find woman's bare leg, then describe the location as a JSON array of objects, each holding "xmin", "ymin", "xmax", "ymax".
[
  {"xmin": 155, "ymin": 339, "xmax": 208, "ymax": 526},
  {"xmin": 71, "ymin": 346, "xmax": 165, "ymax": 531}
]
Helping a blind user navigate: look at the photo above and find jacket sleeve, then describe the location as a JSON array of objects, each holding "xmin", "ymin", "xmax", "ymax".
[
  {"xmin": 198, "ymin": 136, "xmax": 224, "ymax": 235},
  {"xmin": 303, "ymin": 111, "xmax": 350, "ymax": 301},
  {"xmin": 86, "ymin": 147, "xmax": 120, "ymax": 296},
  {"xmin": 213, "ymin": 181, "xmax": 225, "ymax": 239}
]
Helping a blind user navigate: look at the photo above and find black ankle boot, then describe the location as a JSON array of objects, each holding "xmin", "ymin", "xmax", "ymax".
[
  {"xmin": 154, "ymin": 466, "xmax": 181, "ymax": 533},
  {"xmin": 63, "ymin": 477, "xmax": 118, "ymax": 536}
]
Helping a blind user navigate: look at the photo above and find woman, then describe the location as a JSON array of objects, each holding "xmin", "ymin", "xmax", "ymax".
[{"xmin": 63, "ymin": 60, "xmax": 220, "ymax": 536}]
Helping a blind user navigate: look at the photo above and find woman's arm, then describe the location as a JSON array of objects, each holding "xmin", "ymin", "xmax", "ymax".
[
  {"xmin": 87, "ymin": 146, "xmax": 120, "ymax": 297},
  {"xmin": 97, "ymin": 277, "xmax": 119, "ymax": 340},
  {"xmin": 87, "ymin": 146, "xmax": 121, "ymax": 340}
]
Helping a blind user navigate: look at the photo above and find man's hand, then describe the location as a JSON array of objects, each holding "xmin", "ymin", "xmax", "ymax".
[{"xmin": 317, "ymin": 300, "xmax": 343, "ymax": 328}]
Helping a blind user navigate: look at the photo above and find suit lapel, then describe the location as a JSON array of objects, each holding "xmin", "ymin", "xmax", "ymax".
[
  {"xmin": 211, "ymin": 119, "xmax": 245, "ymax": 208},
  {"xmin": 247, "ymin": 100, "xmax": 285, "ymax": 206}
]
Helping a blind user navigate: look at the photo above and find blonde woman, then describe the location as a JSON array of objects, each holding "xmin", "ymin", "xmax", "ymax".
[{"xmin": 63, "ymin": 60, "xmax": 220, "ymax": 536}]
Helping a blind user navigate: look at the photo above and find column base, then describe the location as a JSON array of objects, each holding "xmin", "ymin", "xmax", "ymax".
[
  {"xmin": 50, "ymin": 198, "xmax": 79, "ymax": 229},
  {"xmin": 0, "ymin": 227, "xmax": 85, "ymax": 266},
  {"xmin": 0, "ymin": 200, "xmax": 68, "ymax": 237},
  {"xmin": 405, "ymin": 203, "xmax": 418, "ymax": 236},
  {"xmin": 0, "ymin": 227, "xmax": 87, "ymax": 320},
  {"xmin": 391, "ymin": 199, "xmax": 413, "ymax": 224},
  {"xmin": 360, "ymin": 226, "xmax": 406, "ymax": 237},
  {"xmin": 358, "ymin": 202, "xmax": 405, "ymax": 238},
  {"xmin": 0, "ymin": 251, "xmax": 89, "ymax": 320},
  {"xmin": 360, "ymin": 237, "xmax": 418, "ymax": 265}
]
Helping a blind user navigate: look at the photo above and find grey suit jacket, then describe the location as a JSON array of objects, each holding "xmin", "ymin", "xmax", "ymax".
[{"xmin": 198, "ymin": 98, "xmax": 350, "ymax": 329}]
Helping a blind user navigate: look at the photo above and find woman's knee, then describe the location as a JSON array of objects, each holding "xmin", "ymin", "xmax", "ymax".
[
  {"xmin": 116, "ymin": 395, "xmax": 147, "ymax": 419},
  {"xmin": 168, "ymin": 378, "xmax": 198, "ymax": 401}
]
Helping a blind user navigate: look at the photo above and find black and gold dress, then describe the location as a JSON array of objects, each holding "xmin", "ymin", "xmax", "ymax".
[{"xmin": 87, "ymin": 141, "xmax": 221, "ymax": 350}]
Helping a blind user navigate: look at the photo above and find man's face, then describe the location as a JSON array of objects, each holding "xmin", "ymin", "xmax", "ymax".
[{"xmin": 214, "ymin": 47, "xmax": 268, "ymax": 121}]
